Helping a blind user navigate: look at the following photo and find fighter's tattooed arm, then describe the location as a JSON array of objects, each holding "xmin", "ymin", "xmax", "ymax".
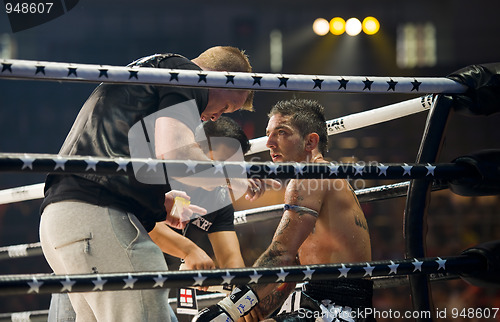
[{"xmin": 245, "ymin": 179, "xmax": 319, "ymax": 318}]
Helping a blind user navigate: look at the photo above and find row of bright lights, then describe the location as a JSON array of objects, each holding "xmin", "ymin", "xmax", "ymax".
[{"xmin": 313, "ymin": 17, "xmax": 380, "ymax": 36}]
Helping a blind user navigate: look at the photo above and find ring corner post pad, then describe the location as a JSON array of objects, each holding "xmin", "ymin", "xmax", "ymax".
[
  {"xmin": 460, "ymin": 240, "xmax": 500, "ymax": 288},
  {"xmin": 403, "ymin": 94, "xmax": 453, "ymax": 320}
]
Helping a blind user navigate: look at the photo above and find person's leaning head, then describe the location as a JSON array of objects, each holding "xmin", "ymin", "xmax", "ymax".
[
  {"xmin": 268, "ymin": 99, "xmax": 328, "ymax": 155},
  {"xmin": 195, "ymin": 116, "xmax": 251, "ymax": 160},
  {"xmin": 193, "ymin": 46, "xmax": 254, "ymax": 120}
]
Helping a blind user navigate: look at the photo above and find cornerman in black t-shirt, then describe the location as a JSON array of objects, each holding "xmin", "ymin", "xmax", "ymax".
[
  {"xmin": 39, "ymin": 47, "xmax": 279, "ymax": 321},
  {"xmin": 48, "ymin": 116, "xmax": 252, "ymax": 322}
]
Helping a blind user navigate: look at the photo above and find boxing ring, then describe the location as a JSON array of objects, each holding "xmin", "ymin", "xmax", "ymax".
[{"xmin": 0, "ymin": 59, "xmax": 499, "ymax": 321}]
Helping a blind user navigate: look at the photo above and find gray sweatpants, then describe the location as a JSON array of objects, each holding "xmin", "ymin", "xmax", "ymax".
[{"xmin": 40, "ymin": 201, "xmax": 172, "ymax": 322}]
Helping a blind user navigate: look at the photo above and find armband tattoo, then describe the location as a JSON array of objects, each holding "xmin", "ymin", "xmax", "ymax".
[{"xmin": 283, "ymin": 204, "xmax": 319, "ymax": 218}]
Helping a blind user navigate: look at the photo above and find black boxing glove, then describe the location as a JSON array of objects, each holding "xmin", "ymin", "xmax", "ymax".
[
  {"xmin": 192, "ymin": 305, "xmax": 233, "ymax": 322},
  {"xmin": 193, "ymin": 285, "xmax": 259, "ymax": 322},
  {"xmin": 447, "ymin": 63, "xmax": 500, "ymax": 116}
]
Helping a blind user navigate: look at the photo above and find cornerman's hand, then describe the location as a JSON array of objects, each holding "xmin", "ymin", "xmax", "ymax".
[{"xmin": 164, "ymin": 190, "xmax": 207, "ymax": 229}]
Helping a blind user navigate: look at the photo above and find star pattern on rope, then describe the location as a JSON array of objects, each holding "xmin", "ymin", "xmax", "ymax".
[
  {"xmin": 353, "ymin": 164, "xmax": 365, "ymax": 176},
  {"xmin": 387, "ymin": 79, "xmax": 398, "ymax": 91},
  {"xmin": 0, "ymin": 60, "xmax": 466, "ymax": 94},
  {"xmin": 146, "ymin": 158, "xmax": 159, "ymax": 172},
  {"xmin": 35, "ymin": 65, "xmax": 45, "ymax": 75},
  {"xmin": 98, "ymin": 69, "xmax": 109, "ymax": 78},
  {"xmin": 338, "ymin": 264, "xmax": 350, "ymax": 278},
  {"xmin": 7, "ymin": 254, "xmax": 481, "ymax": 296},
  {"xmin": 193, "ymin": 272, "xmax": 207, "ymax": 286},
  {"xmin": 276, "ymin": 268, "xmax": 289, "ymax": 282},
  {"xmin": 21, "ymin": 154, "xmax": 35, "ymax": 170},
  {"xmin": 338, "ymin": 78, "xmax": 349, "ymax": 90},
  {"xmin": 184, "ymin": 160, "xmax": 197, "ymax": 174},
  {"xmin": 266, "ymin": 162, "xmax": 279, "ymax": 175},
  {"xmin": 67, "ymin": 67, "xmax": 78, "ymax": 77},
  {"xmin": 240, "ymin": 161, "xmax": 252, "ymax": 175},
  {"xmin": 436, "ymin": 257, "xmax": 447, "ymax": 270},
  {"xmin": 169, "ymin": 72, "xmax": 179, "ymax": 81},
  {"xmin": 328, "ymin": 163, "xmax": 340, "ymax": 176},
  {"xmin": 92, "ymin": 276, "xmax": 107, "ymax": 291},
  {"xmin": 388, "ymin": 260, "xmax": 399, "ymax": 275},
  {"xmin": 54, "ymin": 156, "xmax": 67, "ymax": 171},
  {"xmin": 411, "ymin": 79, "xmax": 422, "ymax": 91},
  {"xmin": 123, "ymin": 274, "xmax": 138, "ymax": 289},
  {"xmin": 198, "ymin": 73, "xmax": 207, "ymax": 83},
  {"xmin": 302, "ymin": 266, "xmax": 315, "ymax": 280},
  {"xmin": 294, "ymin": 163, "xmax": 305, "ymax": 176},
  {"xmin": 249, "ymin": 270, "xmax": 262, "ymax": 284},
  {"xmin": 313, "ymin": 78, "xmax": 324, "ymax": 89},
  {"xmin": 28, "ymin": 277, "xmax": 43, "ymax": 294},
  {"xmin": 1, "ymin": 63, "xmax": 12, "ymax": 73},
  {"xmin": 363, "ymin": 78, "xmax": 373, "ymax": 91},
  {"xmin": 425, "ymin": 163, "xmax": 436, "ymax": 176},
  {"xmin": 252, "ymin": 75, "xmax": 262, "ymax": 86},
  {"xmin": 222, "ymin": 271, "xmax": 235, "ymax": 285},
  {"xmin": 0, "ymin": 154, "xmax": 471, "ymax": 181},
  {"xmin": 378, "ymin": 164, "xmax": 389, "ymax": 176},
  {"xmin": 225, "ymin": 74, "xmax": 235, "ymax": 84},
  {"xmin": 402, "ymin": 163, "xmax": 413, "ymax": 176},
  {"xmin": 363, "ymin": 263, "xmax": 375, "ymax": 277},
  {"xmin": 213, "ymin": 161, "xmax": 224, "ymax": 175},
  {"xmin": 115, "ymin": 157, "xmax": 128, "ymax": 172},
  {"xmin": 128, "ymin": 69, "xmax": 139, "ymax": 80},
  {"xmin": 153, "ymin": 274, "xmax": 167, "ymax": 288},
  {"xmin": 413, "ymin": 258, "xmax": 423, "ymax": 272},
  {"xmin": 61, "ymin": 276, "xmax": 76, "ymax": 292},
  {"xmin": 278, "ymin": 76, "xmax": 289, "ymax": 87}
]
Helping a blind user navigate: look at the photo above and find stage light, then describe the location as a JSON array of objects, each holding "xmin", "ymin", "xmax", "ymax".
[
  {"xmin": 362, "ymin": 16, "xmax": 380, "ymax": 35},
  {"xmin": 329, "ymin": 17, "xmax": 345, "ymax": 35},
  {"xmin": 345, "ymin": 18, "xmax": 362, "ymax": 36},
  {"xmin": 312, "ymin": 18, "xmax": 330, "ymax": 36}
]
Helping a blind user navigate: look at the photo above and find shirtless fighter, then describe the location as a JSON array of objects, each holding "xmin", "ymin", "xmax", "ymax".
[{"xmin": 193, "ymin": 98, "xmax": 373, "ymax": 322}]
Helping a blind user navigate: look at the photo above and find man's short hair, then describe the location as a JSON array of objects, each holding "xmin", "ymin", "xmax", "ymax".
[
  {"xmin": 268, "ymin": 99, "xmax": 328, "ymax": 155},
  {"xmin": 197, "ymin": 46, "xmax": 254, "ymax": 111},
  {"xmin": 195, "ymin": 116, "xmax": 251, "ymax": 155}
]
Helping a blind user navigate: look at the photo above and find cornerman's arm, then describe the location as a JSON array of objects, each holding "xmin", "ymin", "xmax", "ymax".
[
  {"xmin": 149, "ymin": 222, "xmax": 215, "ymax": 270},
  {"xmin": 208, "ymin": 231, "xmax": 246, "ymax": 268}
]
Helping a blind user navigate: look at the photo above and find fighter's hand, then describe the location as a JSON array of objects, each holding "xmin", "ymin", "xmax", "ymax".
[
  {"xmin": 164, "ymin": 190, "xmax": 207, "ymax": 229},
  {"xmin": 179, "ymin": 251, "xmax": 215, "ymax": 292},
  {"xmin": 244, "ymin": 178, "xmax": 282, "ymax": 202},
  {"xmin": 241, "ymin": 305, "xmax": 265, "ymax": 322}
]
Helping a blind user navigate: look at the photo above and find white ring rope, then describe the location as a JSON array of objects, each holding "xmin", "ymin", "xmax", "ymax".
[
  {"xmin": 0, "ymin": 59, "xmax": 467, "ymax": 93},
  {"xmin": 247, "ymin": 94, "xmax": 433, "ymax": 154},
  {"xmin": 0, "ymin": 95, "xmax": 433, "ymax": 205}
]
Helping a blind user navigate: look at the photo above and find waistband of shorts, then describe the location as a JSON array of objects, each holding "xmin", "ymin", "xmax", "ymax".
[{"xmin": 303, "ymin": 279, "xmax": 373, "ymax": 309}]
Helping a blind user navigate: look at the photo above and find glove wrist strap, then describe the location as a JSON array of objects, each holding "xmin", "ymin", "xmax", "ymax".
[{"xmin": 217, "ymin": 285, "xmax": 259, "ymax": 320}]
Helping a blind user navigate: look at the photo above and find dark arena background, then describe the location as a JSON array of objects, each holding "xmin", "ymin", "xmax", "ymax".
[{"xmin": 0, "ymin": 0, "xmax": 500, "ymax": 321}]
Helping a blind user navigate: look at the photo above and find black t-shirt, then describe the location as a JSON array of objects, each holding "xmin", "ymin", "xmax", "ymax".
[
  {"xmin": 41, "ymin": 54, "xmax": 209, "ymax": 232},
  {"xmin": 164, "ymin": 202, "xmax": 235, "ymax": 269}
]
